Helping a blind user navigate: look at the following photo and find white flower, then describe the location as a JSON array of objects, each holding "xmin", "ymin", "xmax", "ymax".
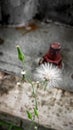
[
  {"xmin": 21, "ymin": 70, "xmax": 26, "ymax": 75},
  {"xmin": 34, "ymin": 63, "xmax": 62, "ymax": 88},
  {"xmin": 17, "ymin": 82, "xmax": 21, "ymax": 86}
]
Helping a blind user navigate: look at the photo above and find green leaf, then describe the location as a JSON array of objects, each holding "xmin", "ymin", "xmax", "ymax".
[
  {"xmin": 16, "ymin": 45, "xmax": 25, "ymax": 62},
  {"xmin": 34, "ymin": 108, "xmax": 39, "ymax": 117},
  {"xmin": 26, "ymin": 111, "xmax": 33, "ymax": 120}
]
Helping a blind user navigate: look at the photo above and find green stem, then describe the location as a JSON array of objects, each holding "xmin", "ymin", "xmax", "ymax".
[
  {"xmin": 22, "ymin": 60, "xmax": 25, "ymax": 71},
  {"xmin": 35, "ymin": 96, "xmax": 38, "ymax": 110},
  {"xmin": 32, "ymin": 84, "xmax": 35, "ymax": 96},
  {"xmin": 31, "ymin": 84, "xmax": 38, "ymax": 110},
  {"xmin": 8, "ymin": 124, "xmax": 13, "ymax": 130},
  {"xmin": 29, "ymin": 118, "xmax": 35, "ymax": 130}
]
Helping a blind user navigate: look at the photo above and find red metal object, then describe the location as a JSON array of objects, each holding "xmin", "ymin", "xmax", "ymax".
[{"xmin": 41, "ymin": 42, "xmax": 62, "ymax": 68}]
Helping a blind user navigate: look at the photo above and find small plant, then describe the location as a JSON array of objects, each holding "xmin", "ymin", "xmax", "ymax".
[
  {"xmin": 16, "ymin": 45, "xmax": 62, "ymax": 130},
  {"xmin": 0, "ymin": 119, "xmax": 23, "ymax": 130},
  {"xmin": 26, "ymin": 80, "xmax": 39, "ymax": 130},
  {"xmin": 16, "ymin": 45, "xmax": 39, "ymax": 130},
  {"xmin": 16, "ymin": 45, "xmax": 26, "ymax": 81}
]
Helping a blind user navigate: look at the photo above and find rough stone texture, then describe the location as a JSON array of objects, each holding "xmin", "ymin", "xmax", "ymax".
[
  {"xmin": 0, "ymin": 0, "xmax": 38, "ymax": 25},
  {"xmin": 1, "ymin": 0, "xmax": 73, "ymax": 26},
  {"xmin": 0, "ymin": 73, "xmax": 73, "ymax": 130},
  {"xmin": 36, "ymin": 0, "xmax": 73, "ymax": 25},
  {"xmin": 0, "ymin": 21, "xmax": 73, "ymax": 92}
]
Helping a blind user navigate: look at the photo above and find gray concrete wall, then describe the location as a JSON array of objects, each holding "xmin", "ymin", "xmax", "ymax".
[
  {"xmin": 1, "ymin": 0, "xmax": 73, "ymax": 25},
  {"xmin": 0, "ymin": 0, "xmax": 38, "ymax": 25},
  {"xmin": 36, "ymin": 0, "xmax": 73, "ymax": 25},
  {"xmin": 0, "ymin": 7, "xmax": 1, "ymax": 23},
  {"xmin": 0, "ymin": 1, "xmax": 1, "ymax": 22}
]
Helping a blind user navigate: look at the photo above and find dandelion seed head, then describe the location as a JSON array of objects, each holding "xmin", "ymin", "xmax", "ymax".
[{"xmin": 34, "ymin": 63, "xmax": 62, "ymax": 88}]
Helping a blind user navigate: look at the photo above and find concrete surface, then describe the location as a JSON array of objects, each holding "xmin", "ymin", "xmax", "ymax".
[
  {"xmin": 0, "ymin": 21, "xmax": 73, "ymax": 91},
  {"xmin": 0, "ymin": 72, "xmax": 73, "ymax": 130}
]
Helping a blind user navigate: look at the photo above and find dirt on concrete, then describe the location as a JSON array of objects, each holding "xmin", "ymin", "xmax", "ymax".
[
  {"xmin": 0, "ymin": 71, "xmax": 73, "ymax": 130},
  {"xmin": 0, "ymin": 71, "xmax": 19, "ymax": 95}
]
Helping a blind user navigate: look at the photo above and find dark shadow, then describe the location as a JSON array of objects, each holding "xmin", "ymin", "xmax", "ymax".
[{"xmin": 0, "ymin": 112, "xmax": 56, "ymax": 130}]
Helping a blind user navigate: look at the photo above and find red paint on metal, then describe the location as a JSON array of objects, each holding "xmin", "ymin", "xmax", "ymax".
[{"xmin": 42, "ymin": 42, "xmax": 62, "ymax": 68}]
